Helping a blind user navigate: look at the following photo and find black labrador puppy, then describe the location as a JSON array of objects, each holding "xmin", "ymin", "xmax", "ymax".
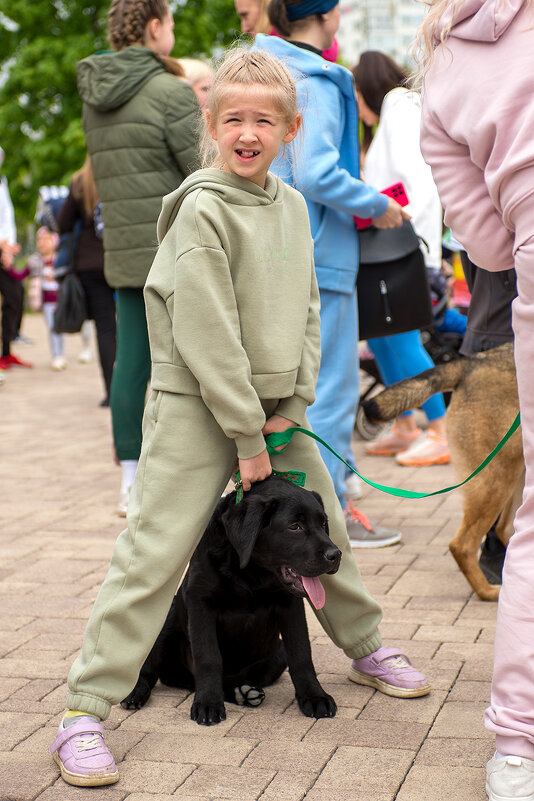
[{"xmin": 122, "ymin": 475, "xmax": 341, "ymax": 725}]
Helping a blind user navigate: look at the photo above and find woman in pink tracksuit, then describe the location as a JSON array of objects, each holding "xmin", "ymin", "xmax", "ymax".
[{"xmin": 418, "ymin": 1, "xmax": 534, "ymax": 800}]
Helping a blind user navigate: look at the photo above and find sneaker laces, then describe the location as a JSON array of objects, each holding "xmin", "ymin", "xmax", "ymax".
[
  {"xmin": 380, "ymin": 655, "xmax": 412, "ymax": 671},
  {"xmin": 344, "ymin": 499, "xmax": 372, "ymax": 530},
  {"xmin": 74, "ymin": 734, "xmax": 102, "ymax": 752}
]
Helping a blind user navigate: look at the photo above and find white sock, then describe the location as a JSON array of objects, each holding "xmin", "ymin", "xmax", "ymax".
[{"xmin": 121, "ymin": 460, "xmax": 138, "ymax": 492}]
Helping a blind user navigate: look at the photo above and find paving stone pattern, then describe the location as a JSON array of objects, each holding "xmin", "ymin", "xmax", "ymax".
[{"xmin": 0, "ymin": 315, "xmax": 496, "ymax": 800}]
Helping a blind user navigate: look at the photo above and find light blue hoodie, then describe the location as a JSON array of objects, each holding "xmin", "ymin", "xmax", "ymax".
[{"xmin": 253, "ymin": 34, "xmax": 388, "ymax": 294}]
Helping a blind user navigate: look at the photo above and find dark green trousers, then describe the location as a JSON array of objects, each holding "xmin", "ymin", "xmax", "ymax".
[{"xmin": 110, "ymin": 288, "xmax": 152, "ymax": 461}]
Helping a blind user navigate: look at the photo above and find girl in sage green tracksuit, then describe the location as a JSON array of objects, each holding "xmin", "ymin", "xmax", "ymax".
[{"xmin": 50, "ymin": 49, "xmax": 428, "ymax": 789}]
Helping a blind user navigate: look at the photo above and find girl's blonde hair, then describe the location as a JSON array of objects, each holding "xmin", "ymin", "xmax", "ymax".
[
  {"xmin": 200, "ymin": 48, "xmax": 299, "ymax": 168},
  {"xmin": 178, "ymin": 57, "xmax": 213, "ymax": 86},
  {"xmin": 108, "ymin": 0, "xmax": 170, "ymax": 51},
  {"xmin": 71, "ymin": 155, "xmax": 100, "ymax": 220}
]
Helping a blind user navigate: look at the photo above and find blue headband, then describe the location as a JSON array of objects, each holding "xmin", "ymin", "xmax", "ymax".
[{"xmin": 285, "ymin": 0, "xmax": 338, "ymax": 21}]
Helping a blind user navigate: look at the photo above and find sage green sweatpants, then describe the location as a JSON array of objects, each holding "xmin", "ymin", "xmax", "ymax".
[{"xmin": 67, "ymin": 391, "xmax": 382, "ymax": 720}]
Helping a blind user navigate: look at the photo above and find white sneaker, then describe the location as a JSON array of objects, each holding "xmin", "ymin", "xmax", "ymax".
[
  {"xmin": 486, "ymin": 753, "xmax": 534, "ymax": 801},
  {"xmin": 78, "ymin": 348, "xmax": 92, "ymax": 364},
  {"xmin": 117, "ymin": 486, "xmax": 131, "ymax": 517},
  {"xmin": 345, "ymin": 472, "xmax": 363, "ymax": 500},
  {"xmin": 51, "ymin": 356, "xmax": 67, "ymax": 371}
]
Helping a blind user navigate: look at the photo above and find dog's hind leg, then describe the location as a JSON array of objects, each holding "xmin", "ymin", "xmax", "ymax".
[{"xmin": 449, "ymin": 484, "xmax": 509, "ymax": 601}]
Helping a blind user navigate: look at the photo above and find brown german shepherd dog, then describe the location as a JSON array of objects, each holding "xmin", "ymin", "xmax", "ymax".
[{"xmin": 362, "ymin": 343, "xmax": 523, "ymax": 601}]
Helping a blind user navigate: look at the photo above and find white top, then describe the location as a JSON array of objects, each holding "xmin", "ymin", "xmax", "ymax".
[
  {"xmin": 363, "ymin": 87, "xmax": 443, "ymax": 269},
  {"xmin": 0, "ymin": 175, "xmax": 16, "ymax": 245}
]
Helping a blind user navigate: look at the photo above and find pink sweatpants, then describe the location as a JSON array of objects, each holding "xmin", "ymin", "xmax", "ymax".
[{"xmin": 484, "ymin": 193, "xmax": 534, "ymax": 759}]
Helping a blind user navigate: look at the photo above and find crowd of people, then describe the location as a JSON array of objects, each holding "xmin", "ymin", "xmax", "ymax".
[{"xmin": 1, "ymin": 0, "xmax": 530, "ymax": 799}]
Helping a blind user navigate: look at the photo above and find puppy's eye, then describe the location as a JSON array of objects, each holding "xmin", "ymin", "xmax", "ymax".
[{"xmin": 288, "ymin": 522, "xmax": 304, "ymax": 532}]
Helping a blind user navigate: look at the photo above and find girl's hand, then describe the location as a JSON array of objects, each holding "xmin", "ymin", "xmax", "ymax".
[
  {"xmin": 373, "ymin": 197, "xmax": 411, "ymax": 229},
  {"xmin": 238, "ymin": 449, "xmax": 272, "ymax": 492},
  {"xmin": 262, "ymin": 414, "xmax": 297, "ymax": 452}
]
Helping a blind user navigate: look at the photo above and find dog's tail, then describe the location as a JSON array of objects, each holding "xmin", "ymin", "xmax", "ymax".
[{"xmin": 363, "ymin": 358, "xmax": 469, "ymax": 423}]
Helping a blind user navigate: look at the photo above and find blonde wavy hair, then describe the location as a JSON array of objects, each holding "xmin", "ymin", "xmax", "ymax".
[{"xmin": 200, "ymin": 48, "xmax": 300, "ymax": 168}]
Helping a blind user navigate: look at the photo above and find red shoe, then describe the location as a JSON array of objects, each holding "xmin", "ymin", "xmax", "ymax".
[
  {"xmin": 0, "ymin": 356, "xmax": 10, "ymax": 370},
  {"xmin": 3, "ymin": 353, "xmax": 33, "ymax": 369}
]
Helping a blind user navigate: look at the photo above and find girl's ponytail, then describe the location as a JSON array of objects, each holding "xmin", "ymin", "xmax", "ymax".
[{"xmin": 267, "ymin": 0, "xmax": 292, "ymax": 37}]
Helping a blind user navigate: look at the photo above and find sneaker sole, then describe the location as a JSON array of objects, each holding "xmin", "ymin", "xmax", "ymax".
[
  {"xmin": 396, "ymin": 454, "xmax": 451, "ymax": 467},
  {"xmin": 347, "ymin": 666, "xmax": 431, "ymax": 698},
  {"xmin": 53, "ymin": 752, "xmax": 119, "ymax": 787},
  {"xmin": 349, "ymin": 534, "xmax": 401, "ymax": 549},
  {"xmin": 364, "ymin": 447, "xmax": 408, "ymax": 456}
]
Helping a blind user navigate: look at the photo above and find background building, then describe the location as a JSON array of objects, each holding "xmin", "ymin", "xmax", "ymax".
[{"xmin": 337, "ymin": 0, "xmax": 426, "ymax": 67}]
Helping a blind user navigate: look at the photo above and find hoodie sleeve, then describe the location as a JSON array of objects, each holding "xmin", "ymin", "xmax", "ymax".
[
  {"xmin": 163, "ymin": 80, "xmax": 201, "ymax": 178},
  {"xmin": 293, "ymin": 78, "xmax": 388, "ymax": 219},
  {"xmin": 170, "ymin": 197, "xmax": 267, "ymax": 459},
  {"xmin": 421, "ymin": 107, "xmax": 515, "ymax": 271},
  {"xmin": 276, "ymin": 254, "xmax": 321, "ymax": 424}
]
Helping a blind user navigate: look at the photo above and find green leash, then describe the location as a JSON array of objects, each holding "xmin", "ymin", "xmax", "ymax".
[{"xmin": 264, "ymin": 413, "xmax": 521, "ymax": 500}]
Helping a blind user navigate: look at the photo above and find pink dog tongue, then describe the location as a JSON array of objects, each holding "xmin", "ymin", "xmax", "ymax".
[{"xmin": 302, "ymin": 575, "xmax": 325, "ymax": 610}]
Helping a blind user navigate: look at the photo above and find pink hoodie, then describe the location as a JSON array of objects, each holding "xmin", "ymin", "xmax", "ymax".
[{"xmin": 420, "ymin": 0, "xmax": 534, "ymax": 270}]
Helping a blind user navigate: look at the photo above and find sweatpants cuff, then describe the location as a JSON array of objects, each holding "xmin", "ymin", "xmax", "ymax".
[
  {"xmin": 343, "ymin": 631, "xmax": 382, "ymax": 661},
  {"xmin": 495, "ymin": 734, "xmax": 534, "ymax": 762},
  {"xmin": 66, "ymin": 692, "xmax": 111, "ymax": 721}
]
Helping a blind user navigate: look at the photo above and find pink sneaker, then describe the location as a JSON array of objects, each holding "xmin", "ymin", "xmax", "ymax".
[
  {"xmin": 365, "ymin": 422, "xmax": 422, "ymax": 456},
  {"xmin": 348, "ymin": 646, "xmax": 430, "ymax": 698},
  {"xmin": 49, "ymin": 717, "xmax": 119, "ymax": 786}
]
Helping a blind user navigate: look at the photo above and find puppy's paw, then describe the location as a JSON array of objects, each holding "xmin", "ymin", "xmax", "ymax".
[
  {"xmin": 190, "ymin": 696, "xmax": 227, "ymax": 726},
  {"xmin": 121, "ymin": 680, "xmax": 152, "ymax": 710},
  {"xmin": 297, "ymin": 692, "xmax": 337, "ymax": 719},
  {"xmin": 234, "ymin": 684, "xmax": 266, "ymax": 707}
]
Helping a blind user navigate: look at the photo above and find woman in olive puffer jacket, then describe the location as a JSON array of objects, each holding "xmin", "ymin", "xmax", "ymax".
[{"xmin": 77, "ymin": 0, "xmax": 199, "ymax": 515}]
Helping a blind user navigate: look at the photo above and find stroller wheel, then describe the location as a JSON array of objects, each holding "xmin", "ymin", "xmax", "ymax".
[{"xmin": 355, "ymin": 403, "xmax": 387, "ymax": 441}]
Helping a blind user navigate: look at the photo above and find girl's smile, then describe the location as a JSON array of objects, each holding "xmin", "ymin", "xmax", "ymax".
[{"xmin": 207, "ymin": 84, "xmax": 301, "ymax": 188}]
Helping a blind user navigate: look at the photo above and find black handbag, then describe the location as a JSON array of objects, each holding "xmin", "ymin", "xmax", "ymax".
[
  {"xmin": 53, "ymin": 271, "xmax": 87, "ymax": 334},
  {"xmin": 356, "ymin": 219, "xmax": 433, "ymax": 341}
]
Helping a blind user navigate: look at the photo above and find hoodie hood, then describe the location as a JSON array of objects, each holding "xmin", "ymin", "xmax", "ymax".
[
  {"xmin": 253, "ymin": 34, "xmax": 356, "ymax": 101},
  {"xmin": 77, "ymin": 46, "xmax": 165, "ymax": 111},
  {"xmin": 157, "ymin": 168, "xmax": 280, "ymax": 242},
  {"xmin": 435, "ymin": 0, "xmax": 525, "ymax": 43}
]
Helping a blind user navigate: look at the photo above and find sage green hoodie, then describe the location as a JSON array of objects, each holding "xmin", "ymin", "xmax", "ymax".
[{"xmin": 144, "ymin": 168, "xmax": 321, "ymax": 459}]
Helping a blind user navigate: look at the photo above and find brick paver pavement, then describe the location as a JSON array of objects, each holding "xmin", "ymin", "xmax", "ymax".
[{"xmin": 1, "ymin": 313, "xmax": 497, "ymax": 800}]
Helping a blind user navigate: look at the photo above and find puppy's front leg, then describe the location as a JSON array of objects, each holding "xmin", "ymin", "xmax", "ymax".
[
  {"xmin": 187, "ymin": 601, "xmax": 226, "ymax": 725},
  {"xmin": 278, "ymin": 599, "xmax": 336, "ymax": 719}
]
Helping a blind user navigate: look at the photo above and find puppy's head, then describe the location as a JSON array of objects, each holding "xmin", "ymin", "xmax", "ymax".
[{"xmin": 221, "ymin": 476, "xmax": 341, "ymax": 609}]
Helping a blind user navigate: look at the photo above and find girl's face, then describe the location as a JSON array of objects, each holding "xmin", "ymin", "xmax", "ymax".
[
  {"xmin": 36, "ymin": 230, "xmax": 56, "ymax": 257},
  {"xmin": 356, "ymin": 90, "xmax": 379, "ymax": 127},
  {"xmin": 145, "ymin": 10, "xmax": 175, "ymax": 57},
  {"xmin": 207, "ymin": 85, "xmax": 301, "ymax": 189},
  {"xmin": 234, "ymin": 0, "xmax": 262, "ymax": 36},
  {"xmin": 192, "ymin": 77, "xmax": 211, "ymax": 109}
]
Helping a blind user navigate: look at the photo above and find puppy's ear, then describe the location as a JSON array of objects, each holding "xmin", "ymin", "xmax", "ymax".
[
  {"xmin": 311, "ymin": 490, "xmax": 325, "ymax": 510},
  {"xmin": 221, "ymin": 496, "xmax": 276, "ymax": 569}
]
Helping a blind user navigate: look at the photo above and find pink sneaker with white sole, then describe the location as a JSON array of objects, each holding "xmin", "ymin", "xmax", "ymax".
[
  {"xmin": 348, "ymin": 646, "xmax": 430, "ymax": 698},
  {"xmin": 49, "ymin": 717, "xmax": 119, "ymax": 786}
]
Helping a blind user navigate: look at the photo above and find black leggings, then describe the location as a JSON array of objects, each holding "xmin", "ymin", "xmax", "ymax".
[
  {"xmin": 78, "ymin": 270, "xmax": 117, "ymax": 399},
  {"xmin": 0, "ymin": 269, "xmax": 24, "ymax": 357}
]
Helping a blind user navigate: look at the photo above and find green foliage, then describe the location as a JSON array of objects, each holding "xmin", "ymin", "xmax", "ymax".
[{"xmin": 0, "ymin": 0, "xmax": 240, "ymax": 232}]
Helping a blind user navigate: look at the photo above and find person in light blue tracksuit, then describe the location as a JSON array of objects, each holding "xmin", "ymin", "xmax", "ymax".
[{"xmin": 253, "ymin": 5, "xmax": 407, "ymax": 546}]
